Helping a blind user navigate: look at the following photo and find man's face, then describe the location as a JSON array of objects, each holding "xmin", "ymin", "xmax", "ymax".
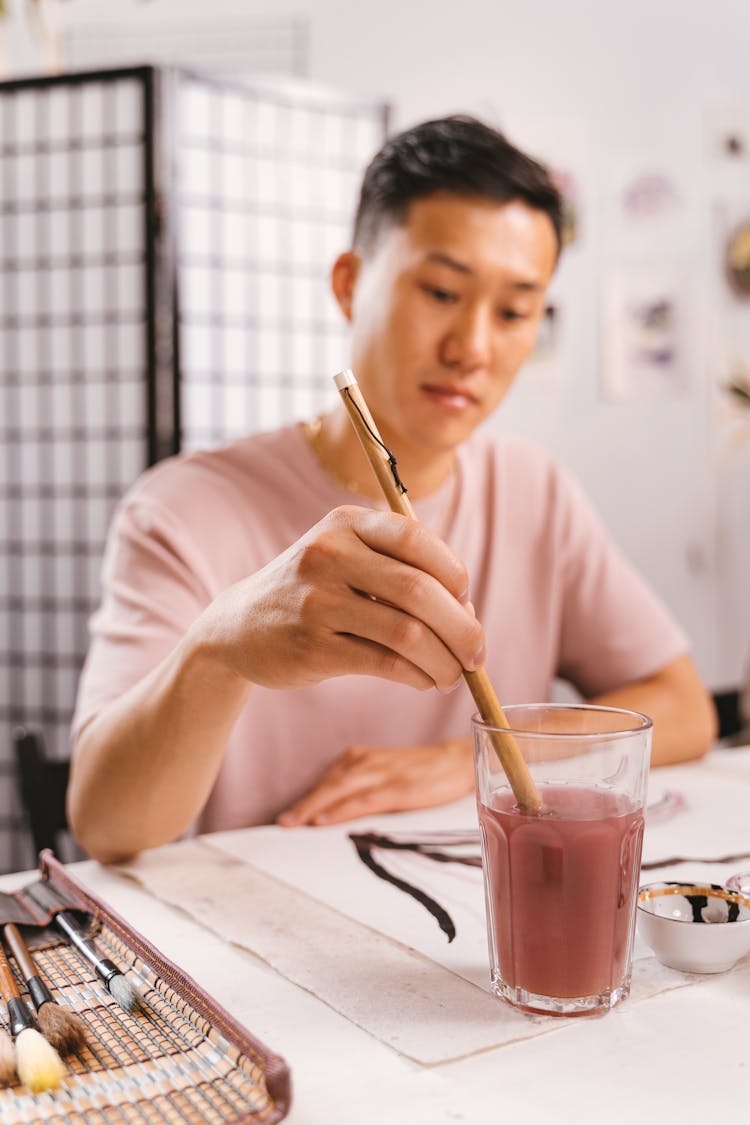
[{"xmin": 337, "ymin": 192, "xmax": 559, "ymax": 459}]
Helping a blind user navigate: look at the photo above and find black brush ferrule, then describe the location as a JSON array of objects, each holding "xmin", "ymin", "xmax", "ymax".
[
  {"xmin": 27, "ymin": 975, "xmax": 54, "ymax": 1012},
  {"xmin": 7, "ymin": 996, "xmax": 35, "ymax": 1038}
]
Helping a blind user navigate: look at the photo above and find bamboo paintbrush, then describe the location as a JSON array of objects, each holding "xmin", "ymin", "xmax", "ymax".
[
  {"xmin": 333, "ymin": 369, "xmax": 543, "ymax": 814},
  {"xmin": 54, "ymin": 911, "xmax": 144, "ymax": 1014},
  {"xmin": 4, "ymin": 924, "xmax": 87, "ymax": 1056},
  {"xmin": 0, "ymin": 939, "xmax": 64, "ymax": 1093}
]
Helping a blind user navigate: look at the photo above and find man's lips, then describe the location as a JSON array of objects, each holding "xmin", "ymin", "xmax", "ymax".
[{"xmin": 420, "ymin": 383, "xmax": 479, "ymax": 409}]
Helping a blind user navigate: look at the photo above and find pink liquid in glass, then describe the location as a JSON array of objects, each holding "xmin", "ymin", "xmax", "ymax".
[{"xmin": 478, "ymin": 785, "xmax": 644, "ymax": 1006}]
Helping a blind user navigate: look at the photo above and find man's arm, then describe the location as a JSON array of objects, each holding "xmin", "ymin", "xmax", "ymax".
[
  {"xmin": 588, "ymin": 652, "xmax": 717, "ymax": 766},
  {"xmin": 67, "ymin": 506, "xmax": 485, "ymax": 863},
  {"xmin": 277, "ymin": 652, "xmax": 717, "ymax": 827},
  {"xmin": 67, "ymin": 632, "xmax": 252, "ymax": 864}
]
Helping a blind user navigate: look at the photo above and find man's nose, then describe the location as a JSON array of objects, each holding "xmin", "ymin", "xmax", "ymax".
[{"xmin": 439, "ymin": 302, "xmax": 492, "ymax": 372}]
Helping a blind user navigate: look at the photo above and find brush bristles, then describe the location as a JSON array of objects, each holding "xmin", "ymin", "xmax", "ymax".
[
  {"xmin": 0, "ymin": 1030, "xmax": 14, "ymax": 1086},
  {"xmin": 15, "ymin": 1027, "xmax": 65, "ymax": 1093},
  {"xmin": 108, "ymin": 974, "xmax": 144, "ymax": 1014},
  {"xmin": 37, "ymin": 1001, "xmax": 87, "ymax": 1055}
]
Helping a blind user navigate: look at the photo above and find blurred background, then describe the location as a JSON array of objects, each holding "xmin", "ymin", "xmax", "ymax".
[{"xmin": 1, "ymin": 0, "xmax": 749, "ymax": 870}]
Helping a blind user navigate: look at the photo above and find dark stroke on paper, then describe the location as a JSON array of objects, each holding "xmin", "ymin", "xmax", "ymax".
[{"xmin": 349, "ymin": 831, "xmax": 481, "ymax": 943}]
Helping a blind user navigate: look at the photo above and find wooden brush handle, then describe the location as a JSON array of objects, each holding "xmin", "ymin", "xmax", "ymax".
[
  {"xmin": 4, "ymin": 924, "xmax": 54, "ymax": 1013},
  {"xmin": 0, "ymin": 941, "xmax": 21, "ymax": 1004},
  {"xmin": 463, "ymin": 668, "xmax": 543, "ymax": 812},
  {"xmin": 4, "ymin": 925, "xmax": 37, "ymax": 983},
  {"xmin": 334, "ymin": 370, "xmax": 543, "ymax": 814}
]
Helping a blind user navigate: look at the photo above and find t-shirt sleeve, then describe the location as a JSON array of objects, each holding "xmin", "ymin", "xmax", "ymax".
[
  {"xmin": 70, "ymin": 490, "xmax": 214, "ymax": 745},
  {"xmin": 552, "ymin": 463, "xmax": 689, "ymax": 697}
]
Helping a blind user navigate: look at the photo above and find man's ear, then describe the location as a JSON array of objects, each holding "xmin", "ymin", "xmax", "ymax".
[{"xmin": 331, "ymin": 251, "xmax": 361, "ymax": 323}]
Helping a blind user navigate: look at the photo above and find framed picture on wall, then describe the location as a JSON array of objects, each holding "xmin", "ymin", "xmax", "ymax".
[{"xmin": 600, "ymin": 266, "xmax": 688, "ymax": 401}]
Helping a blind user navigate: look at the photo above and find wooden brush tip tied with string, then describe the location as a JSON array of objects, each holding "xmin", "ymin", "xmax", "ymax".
[
  {"xmin": 332, "ymin": 369, "xmax": 543, "ymax": 815},
  {"xmin": 4, "ymin": 924, "xmax": 87, "ymax": 1056},
  {"xmin": 0, "ymin": 939, "xmax": 65, "ymax": 1093}
]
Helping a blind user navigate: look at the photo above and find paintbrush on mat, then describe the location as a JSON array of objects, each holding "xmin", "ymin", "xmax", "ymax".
[
  {"xmin": 54, "ymin": 911, "xmax": 144, "ymax": 1014},
  {"xmin": 0, "ymin": 940, "xmax": 64, "ymax": 1092},
  {"xmin": 4, "ymin": 924, "xmax": 87, "ymax": 1055},
  {"xmin": 0, "ymin": 1029, "xmax": 15, "ymax": 1086}
]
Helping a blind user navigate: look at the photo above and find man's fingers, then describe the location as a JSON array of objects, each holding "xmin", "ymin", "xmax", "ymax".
[
  {"xmin": 290, "ymin": 775, "xmax": 451, "ymax": 826},
  {"xmin": 288, "ymin": 507, "xmax": 485, "ymax": 687},
  {"xmin": 333, "ymin": 597, "xmax": 465, "ymax": 691},
  {"xmin": 344, "ymin": 553, "xmax": 484, "ymax": 673},
  {"xmin": 302, "ymin": 510, "xmax": 485, "ymax": 675},
  {"xmin": 281, "ymin": 783, "xmax": 411, "ymax": 827},
  {"xmin": 306, "ymin": 786, "xmax": 406, "ymax": 825},
  {"xmin": 331, "ymin": 633, "xmax": 435, "ymax": 691},
  {"xmin": 348, "ymin": 508, "xmax": 470, "ymax": 602},
  {"xmin": 277, "ymin": 740, "xmax": 475, "ymax": 828},
  {"xmin": 277, "ymin": 750, "xmax": 378, "ymax": 826}
]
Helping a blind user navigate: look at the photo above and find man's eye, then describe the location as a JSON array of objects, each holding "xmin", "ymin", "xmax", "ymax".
[
  {"xmin": 422, "ymin": 284, "xmax": 458, "ymax": 303},
  {"xmin": 500, "ymin": 309, "xmax": 527, "ymax": 322}
]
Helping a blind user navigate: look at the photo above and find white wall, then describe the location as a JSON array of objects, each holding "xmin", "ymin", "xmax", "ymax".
[{"xmin": 5, "ymin": 0, "xmax": 750, "ymax": 689}]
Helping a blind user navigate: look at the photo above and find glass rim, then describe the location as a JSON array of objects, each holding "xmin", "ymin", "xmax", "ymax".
[{"xmin": 471, "ymin": 702, "xmax": 653, "ymax": 738}]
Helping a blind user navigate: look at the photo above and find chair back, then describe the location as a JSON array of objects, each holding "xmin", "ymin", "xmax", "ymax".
[{"xmin": 13, "ymin": 727, "xmax": 71, "ymax": 858}]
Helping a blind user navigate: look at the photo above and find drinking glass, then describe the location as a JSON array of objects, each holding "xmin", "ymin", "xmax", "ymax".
[{"xmin": 473, "ymin": 703, "xmax": 652, "ymax": 1016}]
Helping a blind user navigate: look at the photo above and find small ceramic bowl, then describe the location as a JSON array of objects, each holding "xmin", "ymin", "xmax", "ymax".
[{"xmin": 637, "ymin": 882, "xmax": 750, "ymax": 973}]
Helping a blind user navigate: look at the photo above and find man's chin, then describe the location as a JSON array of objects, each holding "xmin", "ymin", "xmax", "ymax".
[
  {"xmin": 419, "ymin": 402, "xmax": 486, "ymax": 444},
  {"xmin": 405, "ymin": 420, "xmax": 479, "ymax": 461}
]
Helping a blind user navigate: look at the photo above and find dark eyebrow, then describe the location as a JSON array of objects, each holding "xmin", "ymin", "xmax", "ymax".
[
  {"xmin": 508, "ymin": 280, "xmax": 543, "ymax": 292},
  {"xmin": 426, "ymin": 252, "xmax": 473, "ymax": 275},
  {"xmin": 425, "ymin": 252, "xmax": 543, "ymax": 291}
]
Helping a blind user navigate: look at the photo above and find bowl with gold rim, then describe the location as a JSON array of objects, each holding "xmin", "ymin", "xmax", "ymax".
[{"xmin": 637, "ymin": 881, "xmax": 750, "ymax": 973}]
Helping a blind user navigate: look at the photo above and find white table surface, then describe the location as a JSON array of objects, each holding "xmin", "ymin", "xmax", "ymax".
[{"xmin": 6, "ymin": 744, "xmax": 750, "ymax": 1125}]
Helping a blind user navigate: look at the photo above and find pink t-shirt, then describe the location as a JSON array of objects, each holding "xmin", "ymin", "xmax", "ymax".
[{"xmin": 72, "ymin": 423, "xmax": 687, "ymax": 832}]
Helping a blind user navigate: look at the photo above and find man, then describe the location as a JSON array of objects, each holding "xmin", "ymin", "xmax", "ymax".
[{"xmin": 68, "ymin": 116, "xmax": 716, "ymax": 863}]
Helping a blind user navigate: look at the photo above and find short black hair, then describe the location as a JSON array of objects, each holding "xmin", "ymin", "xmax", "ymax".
[{"xmin": 352, "ymin": 114, "xmax": 563, "ymax": 255}]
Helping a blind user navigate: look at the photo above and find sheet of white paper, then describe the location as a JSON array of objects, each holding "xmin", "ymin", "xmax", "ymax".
[
  {"xmin": 117, "ymin": 839, "xmax": 547, "ymax": 1065},
  {"xmin": 118, "ymin": 750, "xmax": 750, "ymax": 1064},
  {"xmin": 209, "ymin": 757, "xmax": 750, "ymax": 988}
]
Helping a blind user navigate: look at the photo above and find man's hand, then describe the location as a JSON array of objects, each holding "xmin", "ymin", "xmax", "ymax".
[
  {"xmin": 69, "ymin": 505, "xmax": 484, "ymax": 863},
  {"xmin": 195, "ymin": 505, "xmax": 485, "ymax": 695},
  {"xmin": 276, "ymin": 737, "xmax": 475, "ymax": 826}
]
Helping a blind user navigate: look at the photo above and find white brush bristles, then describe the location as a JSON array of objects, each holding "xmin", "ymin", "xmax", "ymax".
[
  {"xmin": 0, "ymin": 1030, "xmax": 14, "ymax": 1086},
  {"xmin": 108, "ymin": 974, "xmax": 144, "ymax": 1014},
  {"xmin": 15, "ymin": 1026, "xmax": 65, "ymax": 1092}
]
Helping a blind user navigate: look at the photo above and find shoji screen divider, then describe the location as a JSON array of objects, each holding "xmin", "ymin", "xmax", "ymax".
[{"xmin": 0, "ymin": 65, "xmax": 387, "ymax": 870}]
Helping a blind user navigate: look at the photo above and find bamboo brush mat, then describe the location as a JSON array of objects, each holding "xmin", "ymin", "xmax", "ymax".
[{"xmin": 0, "ymin": 917, "xmax": 287, "ymax": 1124}]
